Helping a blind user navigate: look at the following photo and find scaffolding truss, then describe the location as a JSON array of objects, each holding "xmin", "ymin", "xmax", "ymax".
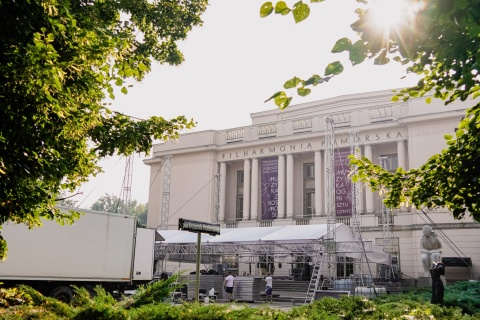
[
  {"xmin": 160, "ymin": 155, "xmax": 172, "ymax": 230},
  {"xmin": 350, "ymin": 131, "xmax": 364, "ymax": 284},
  {"xmin": 379, "ymin": 156, "xmax": 393, "ymax": 280},
  {"xmin": 154, "ymin": 239, "xmax": 373, "ymax": 264},
  {"xmin": 324, "ymin": 117, "xmax": 337, "ymax": 287},
  {"xmin": 119, "ymin": 155, "xmax": 134, "ymax": 215}
]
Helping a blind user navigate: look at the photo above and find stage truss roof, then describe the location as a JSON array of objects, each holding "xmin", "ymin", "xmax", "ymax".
[{"xmin": 155, "ymin": 223, "xmax": 389, "ymax": 264}]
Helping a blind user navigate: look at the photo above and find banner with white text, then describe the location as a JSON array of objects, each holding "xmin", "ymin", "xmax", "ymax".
[
  {"xmin": 334, "ymin": 148, "xmax": 353, "ymax": 217},
  {"xmin": 261, "ymin": 157, "xmax": 278, "ymax": 220}
]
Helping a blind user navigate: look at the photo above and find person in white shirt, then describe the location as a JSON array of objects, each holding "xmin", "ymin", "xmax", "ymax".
[
  {"xmin": 264, "ymin": 273, "xmax": 273, "ymax": 302},
  {"xmin": 224, "ymin": 272, "xmax": 235, "ymax": 302}
]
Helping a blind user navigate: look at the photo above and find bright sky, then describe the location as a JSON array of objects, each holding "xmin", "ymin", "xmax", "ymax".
[{"xmin": 74, "ymin": 0, "xmax": 419, "ymax": 209}]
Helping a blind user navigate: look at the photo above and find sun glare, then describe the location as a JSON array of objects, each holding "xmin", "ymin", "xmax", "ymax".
[{"xmin": 370, "ymin": 0, "xmax": 409, "ymax": 29}]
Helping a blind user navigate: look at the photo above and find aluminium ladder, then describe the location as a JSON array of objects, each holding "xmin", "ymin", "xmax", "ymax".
[{"xmin": 304, "ymin": 252, "xmax": 325, "ymax": 303}]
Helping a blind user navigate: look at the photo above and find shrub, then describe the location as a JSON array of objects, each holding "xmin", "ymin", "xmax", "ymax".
[
  {"xmin": 72, "ymin": 286, "xmax": 127, "ymax": 320},
  {"xmin": 374, "ymin": 280, "xmax": 480, "ymax": 316},
  {"xmin": 444, "ymin": 281, "xmax": 480, "ymax": 315},
  {"xmin": 130, "ymin": 276, "xmax": 181, "ymax": 308},
  {"xmin": 70, "ymin": 286, "xmax": 93, "ymax": 308},
  {"xmin": 0, "ymin": 304, "xmax": 69, "ymax": 320},
  {"xmin": 0, "ymin": 285, "xmax": 32, "ymax": 307},
  {"xmin": 17, "ymin": 285, "xmax": 74, "ymax": 318}
]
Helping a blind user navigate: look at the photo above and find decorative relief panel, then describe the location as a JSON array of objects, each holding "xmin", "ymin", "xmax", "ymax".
[
  {"xmin": 226, "ymin": 128, "xmax": 244, "ymax": 141},
  {"xmin": 370, "ymin": 105, "xmax": 396, "ymax": 122},
  {"xmin": 331, "ymin": 112, "xmax": 351, "ymax": 126},
  {"xmin": 293, "ymin": 118, "xmax": 313, "ymax": 131},
  {"xmin": 258, "ymin": 124, "xmax": 277, "ymax": 136}
]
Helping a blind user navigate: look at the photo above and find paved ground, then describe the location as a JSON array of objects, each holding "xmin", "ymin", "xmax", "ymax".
[
  {"xmin": 190, "ymin": 293, "xmax": 305, "ymax": 312},
  {"xmin": 170, "ymin": 290, "xmax": 307, "ymax": 312}
]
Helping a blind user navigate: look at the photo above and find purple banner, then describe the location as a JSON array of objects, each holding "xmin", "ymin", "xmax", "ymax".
[
  {"xmin": 261, "ymin": 157, "xmax": 278, "ymax": 220},
  {"xmin": 334, "ymin": 148, "xmax": 352, "ymax": 217}
]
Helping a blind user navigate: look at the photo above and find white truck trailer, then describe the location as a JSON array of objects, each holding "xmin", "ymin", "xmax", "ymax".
[{"xmin": 0, "ymin": 208, "xmax": 155, "ymax": 303}]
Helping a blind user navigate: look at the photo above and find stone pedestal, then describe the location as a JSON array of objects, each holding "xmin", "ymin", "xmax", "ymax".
[{"xmin": 417, "ymin": 277, "xmax": 432, "ymax": 287}]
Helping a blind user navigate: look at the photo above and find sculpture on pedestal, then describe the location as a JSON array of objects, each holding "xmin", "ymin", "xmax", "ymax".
[{"xmin": 420, "ymin": 225, "xmax": 442, "ymax": 277}]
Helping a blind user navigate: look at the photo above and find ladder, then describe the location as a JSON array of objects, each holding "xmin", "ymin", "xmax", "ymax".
[{"xmin": 305, "ymin": 252, "xmax": 325, "ymax": 303}]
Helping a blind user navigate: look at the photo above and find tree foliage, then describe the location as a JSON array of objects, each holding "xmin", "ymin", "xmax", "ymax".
[
  {"xmin": 0, "ymin": 0, "xmax": 208, "ymax": 258},
  {"xmin": 261, "ymin": 0, "xmax": 480, "ymax": 221},
  {"xmin": 90, "ymin": 193, "xmax": 147, "ymax": 226}
]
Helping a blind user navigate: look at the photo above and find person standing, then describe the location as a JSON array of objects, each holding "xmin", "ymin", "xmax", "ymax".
[
  {"xmin": 430, "ymin": 261, "xmax": 445, "ymax": 305},
  {"xmin": 224, "ymin": 272, "xmax": 235, "ymax": 302},
  {"xmin": 264, "ymin": 272, "xmax": 273, "ymax": 303}
]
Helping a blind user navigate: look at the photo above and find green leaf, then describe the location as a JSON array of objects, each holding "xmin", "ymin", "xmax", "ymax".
[
  {"xmin": 276, "ymin": 95, "xmax": 292, "ymax": 109},
  {"xmin": 260, "ymin": 2, "xmax": 274, "ymax": 17},
  {"xmin": 374, "ymin": 51, "xmax": 390, "ymax": 65},
  {"xmin": 275, "ymin": 1, "xmax": 291, "ymax": 15},
  {"xmin": 349, "ymin": 41, "xmax": 367, "ymax": 65},
  {"xmin": 265, "ymin": 91, "xmax": 283, "ymax": 103},
  {"xmin": 297, "ymin": 87, "xmax": 311, "ymax": 97},
  {"xmin": 331, "ymin": 38, "xmax": 352, "ymax": 53},
  {"xmin": 324, "ymin": 61, "xmax": 344, "ymax": 76},
  {"xmin": 304, "ymin": 74, "xmax": 321, "ymax": 86},
  {"xmin": 121, "ymin": 87, "xmax": 128, "ymax": 94},
  {"xmin": 284, "ymin": 76, "xmax": 302, "ymax": 89},
  {"xmin": 455, "ymin": 129, "xmax": 463, "ymax": 138},
  {"xmin": 265, "ymin": 91, "xmax": 292, "ymax": 109},
  {"xmin": 292, "ymin": 1, "xmax": 310, "ymax": 24},
  {"xmin": 138, "ymin": 62, "xmax": 148, "ymax": 72}
]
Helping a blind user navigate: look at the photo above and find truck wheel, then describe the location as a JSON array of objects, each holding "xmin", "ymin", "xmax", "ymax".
[
  {"xmin": 51, "ymin": 286, "xmax": 74, "ymax": 304},
  {"xmin": 85, "ymin": 285, "xmax": 96, "ymax": 298}
]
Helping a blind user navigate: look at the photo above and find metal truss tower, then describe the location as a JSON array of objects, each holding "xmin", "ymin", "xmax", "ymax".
[
  {"xmin": 350, "ymin": 131, "xmax": 363, "ymax": 284},
  {"xmin": 119, "ymin": 155, "xmax": 134, "ymax": 215},
  {"xmin": 379, "ymin": 156, "xmax": 393, "ymax": 281},
  {"xmin": 160, "ymin": 155, "xmax": 172, "ymax": 230},
  {"xmin": 324, "ymin": 117, "xmax": 337, "ymax": 289}
]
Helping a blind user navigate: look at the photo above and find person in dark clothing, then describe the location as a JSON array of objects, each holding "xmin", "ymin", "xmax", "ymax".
[{"xmin": 430, "ymin": 261, "xmax": 445, "ymax": 305}]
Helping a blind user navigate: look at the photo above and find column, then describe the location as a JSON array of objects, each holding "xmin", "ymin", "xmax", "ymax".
[
  {"xmin": 243, "ymin": 159, "xmax": 251, "ymax": 220},
  {"xmin": 363, "ymin": 146, "xmax": 374, "ymax": 214},
  {"xmin": 219, "ymin": 162, "xmax": 227, "ymax": 222},
  {"xmin": 314, "ymin": 150, "xmax": 323, "ymax": 216},
  {"xmin": 278, "ymin": 155, "xmax": 285, "ymax": 219},
  {"xmin": 397, "ymin": 140, "xmax": 406, "ymax": 169},
  {"xmin": 251, "ymin": 158, "xmax": 259, "ymax": 221},
  {"xmin": 286, "ymin": 154, "xmax": 294, "ymax": 218}
]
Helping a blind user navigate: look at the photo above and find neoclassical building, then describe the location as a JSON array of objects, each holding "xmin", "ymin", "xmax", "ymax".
[{"xmin": 145, "ymin": 89, "xmax": 479, "ymax": 281}]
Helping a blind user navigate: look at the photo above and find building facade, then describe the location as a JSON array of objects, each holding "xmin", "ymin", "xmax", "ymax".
[{"xmin": 145, "ymin": 89, "xmax": 479, "ymax": 281}]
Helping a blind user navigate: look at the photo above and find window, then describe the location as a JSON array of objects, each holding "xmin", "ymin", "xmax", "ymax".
[
  {"xmin": 379, "ymin": 154, "xmax": 398, "ymax": 172},
  {"xmin": 237, "ymin": 170, "xmax": 244, "ymax": 185},
  {"xmin": 305, "ymin": 192, "xmax": 315, "ymax": 217},
  {"xmin": 304, "ymin": 163, "xmax": 315, "ymax": 178},
  {"xmin": 337, "ymin": 257, "xmax": 354, "ymax": 279},
  {"xmin": 303, "ymin": 163, "xmax": 315, "ymax": 217},
  {"xmin": 236, "ymin": 170, "xmax": 244, "ymax": 220},
  {"xmin": 236, "ymin": 197, "xmax": 243, "ymax": 221}
]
